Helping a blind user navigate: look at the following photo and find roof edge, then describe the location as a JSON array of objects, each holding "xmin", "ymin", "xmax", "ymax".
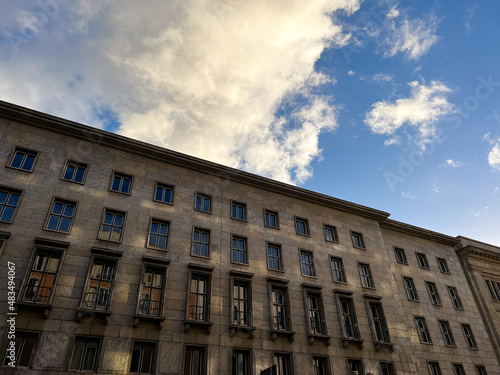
[{"xmin": 379, "ymin": 218, "xmax": 459, "ymax": 246}]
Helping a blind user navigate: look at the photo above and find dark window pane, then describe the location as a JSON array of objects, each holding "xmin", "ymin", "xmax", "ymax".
[
  {"xmin": 111, "ymin": 177, "xmax": 121, "ymax": 191},
  {"xmin": 11, "ymin": 152, "xmax": 24, "ymax": 168},
  {"xmin": 23, "ymin": 154, "xmax": 36, "ymax": 171},
  {"xmin": 75, "ymin": 167, "xmax": 85, "ymax": 182},
  {"xmin": 121, "ymin": 178, "xmax": 131, "ymax": 193},
  {"xmin": 64, "ymin": 165, "xmax": 75, "ymax": 180},
  {"xmin": 130, "ymin": 345, "xmax": 141, "ymax": 373}
]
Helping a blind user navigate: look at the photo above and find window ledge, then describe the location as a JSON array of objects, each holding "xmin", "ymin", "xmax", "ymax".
[
  {"xmin": 270, "ymin": 329, "xmax": 295, "ymax": 342},
  {"xmin": 341, "ymin": 337, "xmax": 364, "ymax": 349},
  {"xmin": 307, "ymin": 333, "xmax": 331, "ymax": 346},
  {"xmin": 15, "ymin": 301, "xmax": 52, "ymax": 318},
  {"xmin": 229, "ymin": 324, "xmax": 257, "ymax": 338},
  {"xmin": 374, "ymin": 341, "xmax": 395, "ymax": 352},
  {"xmin": 133, "ymin": 314, "xmax": 165, "ymax": 329},
  {"xmin": 183, "ymin": 320, "xmax": 213, "ymax": 334},
  {"xmin": 76, "ymin": 308, "xmax": 112, "ymax": 324}
]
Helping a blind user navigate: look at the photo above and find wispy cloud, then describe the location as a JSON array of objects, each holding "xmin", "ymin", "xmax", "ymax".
[
  {"xmin": 483, "ymin": 133, "xmax": 500, "ymax": 170},
  {"xmin": 364, "ymin": 80, "xmax": 454, "ymax": 145},
  {"xmin": 401, "ymin": 191, "xmax": 416, "ymax": 200},
  {"xmin": 386, "ymin": 6, "xmax": 400, "ymax": 20},
  {"xmin": 371, "ymin": 73, "xmax": 394, "ymax": 85},
  {"xmin": 440, "ymin": 159, "xmax": 464, "ymax": 168},
  {"xmin": 432, "ymin": 184, "xmax": 440, "ymax": 193},
  {"xmin": 465, "ymin": 4, "xmax": 479, "ymax": 35},
  {"xmin": 383, "ymin": 137, "xmax": 400, "ymax": 146},
  {"xmin": 348, "ymin": 70, "xmax": 356, "ymax": 76},
  {"xmin": 474, "ymin": 206, "xmax": 490, "ymax": 218}
]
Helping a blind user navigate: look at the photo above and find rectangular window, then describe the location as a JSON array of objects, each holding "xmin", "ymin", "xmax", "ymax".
[
  {"xmin": 0, "ymin": 187, "xmax": 22, "ymax": 223},
  {"xmin": 264, "ymin": 209, "xmax": 279, "ymax": 228},
  {"xmin": 271, "ymin": 287, "xmax": 290, "ymax": 330},
  {"xmin": 22, "ymin": 248, "xmax": 62, "ymax": 304},
  {"xmin": 476, "ymin": 366, "xmax": 488, "ymax": 375},
  {"xmin": 437, "ymin": 257, "xmax": 450, "ymax": 274},
  {"xmin": 130, "ymin": 341, "xmax": 156, "ymax": 374},
  {"xmin": 415, "ymin": 316, "xmax": 432, "ymax": 344},
  {"xmin": 439, "ymin": 320, "xmax": 456, "ymax": 347},
  {"xmin": 295, "ymin": 217, "xmax": 310, "ymax": 236},
  {"xmin": 324, "ymin": 225, "xmax": 338, "ymax": 242},
  {"xmin": 44, "ymin": 199, "xmax": 77, "ymax": 233},
  {"xmin": 428, "ymin": 362, "xmax": 442, "ymax": 375},
  {"xmin": 147, "ymin": 219, "xmax": 169, "ymax": 250},
  {"xmin": 416, "ymin": 252, "xmax": 430, "ymax": 269},
  {"xmin": 110, "ymin": 171, "xmax": 133, "ymax": 194},
  {"xmin": 231, "ymin": 201, "xmax": 247, "ymax": 221},
  {"xmin": 403, "ymin": 277, "xmax": 419, "ymax": 301},
  {"xmin": 448, "ymin": 286, "xmax": 463, "ymax": 309},
  {"xmin": 461, "ymin": 324, "xmax": 478, "ymax": 349},
  {"xmin": 274, "ymin": 353, "xmax": 291, "ymax": 375},
  {"xmin": 351, "ymin": 231, "xmax": 365, "ymax": 249},
  {"xmin": 138, "ymin": 267, "xmax": 165, "ymax": 316},
  {"xmin": 232, "ymin": 236, "xmax": 247, "ymax": 264},
  {"xmin": 394, "ymin": 247, "xmax": 407, "ymax": 264},
  {"xmin": 192, "ymin": 228, "xmax": 210, "ymax": 257},
  {"xmin": 195, "ymin": 193, "xmax": 211, "ymax": 213},
  {"xmin": 380, "ymin": 362, "xmax": 396, "ymax": 375},
  {"xmin": 426, "ymin": 282, "xmax": 442, "ymax": 305},
  {"xmin": 61, "ymin": 160, "xmax": 87, "ymax": 184},
  {"xmin": 306, "ymin": 292, "xmax": 326, "ymax": 335},
  {"xmin": 69, "ymin": 336, "xmax": 101, "ymax": 371},
  {"xmin": 8, "ymin": 147, "xmax": 38, "ymax": 172},
  {"xmin": 313, "ymin": 356, "xmax": 329, "ymax": 375},
  {"xmin": 232, "ymin": 350, "xmax": 250, "ymax": 375},
  {"xmin": 3, "ymin": 331, "xmax": 38, "ymax": 367},
  {"xmin": 233, "ymin": 281, "xmax": 250, "ymax": 326},
  {"xmin": 348, "ymin": 359, "xmax": 364, "ymax": 375},
  {"xmin": 82, "ymin": 257, "xmax": 117, "ymax": 311},
  {"xmin": 369, "ymin": 302, "xmax": 390, "ymax": 342},
  {"xmin": 300, "ymin": 250, "xmax": 315, "ymax": 277},
  {"xmin": 453, "ymin": 364, "xmax": 465, "ymax": 375},
  {"xmin": 486, "ymin": 280, "xmax": 500, "ymax": 301},
  {"xmin": 98, "ymin": 209, "xmax": 125, "ymax": 242},
  {"xmin": 267, "ymin": 243, "xmax": 282, "ymax": 271},
  {"xmin": 188, "ymin": 274, "xmax": 210, "ymax": 321},
  {"xmin": 358, "ymin": 263, "xmax": 374, "ymax": 288},
  {"xmin": 330, "ymin": 257, "xmax": 346, "ymax": 283},
  {"xmin": 154, "ymin": 183, "xmax": 173, "ymax": 204},
  {"xmin": 339, "ymin": 297, "xmax": 360, "ymax": 339},
  {"xmin": 184, "ymin": 346, "xmax": 206, "ymax": 375}
]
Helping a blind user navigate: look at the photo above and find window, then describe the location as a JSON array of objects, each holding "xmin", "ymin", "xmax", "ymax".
[
  {"xmin": 232, "ymin": 236, "xmax": 247, "ymax": 264},
  {"xmin": 351, "ymin": 231, "xmax": 365, "ymax": 249},
  {"xmin": 313, "ymin": 356, "xmax": 329, "ymax": 375},
  {"xmin": 428, "ymin": 362, "xmax": 442, "ymax": 375},
  {"xmin": 437, "ymin": 257, "xmax": 450, "ymax": 274},
  {"xmin": 453, "ymin": 364, "xmax": 465, "ymax": 375},
  {"xmin": 3, "ymin": 331, "xmax": 38, "ymax": 367},
  {"xmin": 130, "ymin": 341, "xmax": 156, "ymax": 374},
  {"xmin": 330, "ymin": 257, "xmax": 346, "ymax": 283},
  {"xmin": 138, "ymin": 267, "xmax": 165, "ymax": 317},
  {"xmin": 380, "ymin": 362, "xmax": 397, "ymax": 375},
  {"xmin": 22, "ymin": 248, "xmax": 62, "ymax": 304},
  {"xmin": 403, "ymin": 277, "xmax": 419, "ymax": 301},
  {"xmin": 192, "ymin": 228, "xmax": 210, "ymax": 257},
  {"xmin": 439, "ymin": 320, "xmax": 456, "ymax": 347},
  {"xmin": 154, "ymin": 182, "xmax": 173, "ymax": 204},
  {"xmin": 300, "ymin": 250, "xmax": 315, "ymax": 277},
  {"xmin": 415, "ymin": 316, "xmax": 432, "ymax": 344},
  {"xmin": 267, "ymin": 243, "xmax": 282, "ymax": 271},
  {"xmin": 271, "ymin": 287, "xmax": 291, "ymax": 331},
  {"xmin": 461, "ymin": 324, "xmax": 478, "ymax": 349},
  {"xmin": 98, "ymin": 209, "xmax": 125, "ymax": 242},
  {"xmin": 0, "ymin": 187, "xmax": 22, "ymax": 223},
  {"xmin": 448, "ymin": 286, "xmax": 463, "ymax": 309},
  {"xmin": 274, "ymin": 353, "xmax": 291, "ymax": 375},
  {"xmin": 195, "ymin": 193, "xmax": 211, "ymax": 213},
  {"xmin": 69, "ymin": 336, "xmax": 101, "ymax": 371},
  {"xmin": 147, "ymin": 219, "xmax": 169, "ymax": 250},
  {"xmin": 394, "ymin": 247, "xmax": 407, "ymax": 264},
  {"xmin": 188, "ymin": 274, "xmax": 210, "ymax": 322},
  {"xmin": 7, "ymin": 147, "xmax": 38, "ymax": 172},
  {"xmin": 232, "ymin": 280, "xmax": 250, "ymax": 326},
  {"xmin": 264, "ymin": 209, "xmax": 279, "ymax": 228},
  {"xmin": 486, "ymin": 279, "xmax": 500, "ymax": 301},
  {"xmin": 416, "ymin": 252, "xmax": 430, "ymax": 269},
  {"xmin": 82, "ymin": 256, "xmax": 117, "ymax": 311},
  {"xmin": 232, "ymin": 350, "xmax": 250, "ymax": 375},
  {"xmin": 305, "ymin": 292, "xmax": 326, "ymax": 335},
  {"xmin": 425, "ymin": 282, "xmax": 442, "ymax": 305},
  {"xmin": 324, "ymin": 225, "xmax": 338, "ymax": 242},
  {"xmin": 109, "ymin": 171, "xmax": 133, "ymax": 194},
  {"xmin": 44, "ymin": 199, "xmax": 77, "ymax": 233},
  {"xmin": 61, "ymin": 160, "xmax": 87, "ymax": 184},
  {"xmin": 339, "ymin": 297, "xmax": 360, "ymax": 339},
  {"xmin": 231, "ymin": 201, "xmax": 247, "ymax": 221},
  {"xmin": 369, "ymin": 302, "xmax": 391, "ymax": 342},
  {"xmin": 358, "ymin": 263, "xmax": 374, "ymax": 288},
  {"xmin": 184, "ymin": 346, "xmax": 206, "ymax": 375},
  {"xmin": 476, "ymin": 366, "xmax": 488, "ymax": 375},
  {"xmin": 295, "ymin": 217, "xmax": 310, "ymax": 236},
  {"xmin": 348, "ymin": 359, "xmax": 364, "ymax": 375}
]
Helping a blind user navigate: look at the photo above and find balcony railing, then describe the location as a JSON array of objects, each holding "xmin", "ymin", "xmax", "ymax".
[
  {"xmin": 139, "ymin": 298, "xmax": 161, "ymax": 316},
  {"xmin": 23, "ymin": 285, "xmax": 52, "ymax": 304},
  {"xmin": 344, "ymin": 323, "xmax": 361, "ymax": 339},
  {"xmin": 188, "ymin": 304, "xmax": 209, "ymax": 321},
  {"xmin": 310, "ymin": 318, "xmax": 327, "ymax": 335},
  {"xmin": 233, "ymin": 310, "xmax": 252, "ymax": 326},
  {"xmin": 273, "ymin": 315, "xmax": 292, "ymax": 331},
  {"xmin": 83, "ymin": 291, "xmax": 110, "ymax": 310}
]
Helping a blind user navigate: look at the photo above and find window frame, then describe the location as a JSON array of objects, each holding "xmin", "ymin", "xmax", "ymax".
[
  {"xmin": 274, "ymin": 352, "xmax": 293, "ymax": 375},
  {"xmin": 333, "ymin": 290, "xmax": 363, "ymax": 347},
  {"xmin": 393, "ymin": 247, "xmax": 408, "ymax": 264},
  {"xmin": 402, "ymin": 276, "xmax": 419, "ymax": 301},
  {"xmin": 60, "ymin": 160, "xmax": 88, "ymax": 184},
  {"xmin": 129, "ymin": 340, "xmax": 157, "ymax": 375},
  {"xmin": 0, "ymin": 185, "xmax": 24, "ymax": 224},
  {"xmin": 313, "ymin": 356, "xmax": 330, "ymax": 375},
  {"xmin": 6, "ymin": 146, "xmax": 39, "ymax": 173},
  {"xmin": 486, "ymin": 279, "xmax": 500, "ymax": 301},
  {"xmin": 232, "ymin": 349, "xmax": 251, "ymax": 375},
  {"xmin": 447, "ymin": 286, "xmax": 464, "ymax": 309},
  {"xmin": 68, "ymin": 335, "xmax": 102, "ymax": 372},
  {"xmin": 299, "ymin": 249, "xmax": 316, "ymax": 278},
  {"xmin": 153, "ymin": 182, "xmax": 174, "ymax": 205},
  {"xmin": 2, "ymin": 330, "xmax": 39, "ymax": 368},
  {"xmin": 358, "ymin": 262, "xmax": 375, "ymax": 289},
  {"xmin": 452, "ymin": 364, "xmax": 465, "ymax": 375},
  {"xmin": 294, "ymin": 216, "xmax": 310, "ymax": 236},
  {"xmin": 461, "ymin": 323, "xmax": 478, "ymax": 349},
  {"xmin": 425, "ymin": 281, "xmax": 442, "ymax": 306},
  {"xmin": 380, "ymin": 362, "xmax": 397, "ymax": 375},
  {"xmin": 414, "ymin": 316, "xmax": 432, "ymax": 344},
  {"xmin": 267, "ymin": 242, "xmax": 283, "ymax": 272},
  {"xmin": 231, "ymin": 200, "xmax": 247, "ymax": 222},
  {"xmin": 146, "ymin": 218, "xmax": 170, "ymax": 251},
  {"xmin": 184, "ymin": 264, "xmax": 214, "ymax": 333},
  {"xmin": 428, "ymin": 362, "xmax": 442, "ymax": 375},
  {"xmin": 365, "ymin": 298, "xmax": 392, "ymax": 345},
  {"xmin": 264, "ymin": 209, "xmax": 279, "ymax": 229},
  {"xmin": 184, "ymin": 345, "xmax": 207, "ymax": 375},
  {"xmin": 231, "ymin": 235, "xmax": 248, "ymax": 265},
  {"xmin": 109, "ymin": 171, "xmax": 133, "ymax": 195},
  {"xmin": 97, "ymin": 208, "xmax": 126, "ymax": 243},
  {"xmin": 192, "ymin": 227, "xmax": 210, "ymax": 258},
  {"xmin": 438, "ymin": 320, "xmax": 456, "ymax": 347},
  {"xmin": 135, "ymin": 260, "xmax": 168, "ymax": 323},
  {"xmin": 43, "ymin": 197, "xmax": 78, "ymax": 234},
  {"xmin": 436, "ymin": 257, "xmax": 450, "ymax": 274},
  {"xmin": 330, "ymin": 256, "xmax": 347, "ymax": 284},
  {"xmin": 229, "ymin": 271, "xmax": 254, "ymax": 330},
  {"xmin": 267, "ymin": 278, "xmax": 294, "ymax": 339},
  {"xmin": 302, "ymin": 286, "xmax": 328, "ymax": 337},
  {"xmin": 416, "ymin": 252, "xmax": 430, "ymax": 269},
  {"xmin": 475, "ymin": 365, "xmax": 488, "ymax": 375},
  {"xmin": 324, "ymin": 224, "xmax": 338, "ymax": 243},
  {"xmin": 194, "ymin": 192, "xmax": 212, "ymax": 213},
  {"xmin": 350, "ymin": 231, "xmax": 366, "ymax": 249},
  {"xmin": 347, "ymin": 359, "xmax": 365, "ymax": 375}
]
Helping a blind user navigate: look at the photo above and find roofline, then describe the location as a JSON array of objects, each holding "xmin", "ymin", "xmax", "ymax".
[{"xmin": 379, "ymin": 219, "xmax": 459, "ymax": 246}]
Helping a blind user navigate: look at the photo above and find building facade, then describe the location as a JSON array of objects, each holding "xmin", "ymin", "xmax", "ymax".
[{"xmin": 0, "ymin": 100, "xmax": 499, "ymax": 375}]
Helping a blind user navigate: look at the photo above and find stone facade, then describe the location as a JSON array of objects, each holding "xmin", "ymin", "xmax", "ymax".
[{"xmin": 0, "ymin": 101, "xmax": 499, "ymax": 375}]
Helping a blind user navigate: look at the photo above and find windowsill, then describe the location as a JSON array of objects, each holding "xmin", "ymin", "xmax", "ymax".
[
  {"xmin": 301, "ymin": 274, "xmax": 317, "ymax": 279},
  {"xmin": 229, "ymin": 324, "xmax": 257, "ymax": 338},
  {"xmin": 295, "ymin": 233, "xmax": 311, "ymax": 237},
  {"xmin": 231, "ymin": 218, "xmax": 248, "ymax": 223},
  {"xmin": 42, "ymin": 228, "xmax": 71, "ymax": 235},
  {"xmin": 341, "ymin": 337, "xmax": 364, "ymax": 349},
  {"xmin": 264, "ymin": 225, "xmax": 280, "ymax": 230},
  {"xmin": 307, "ymin": 333, "xmax": 331, "ymax": 346},
  {"xmin": 267, "ymin": 268, "xmax": 285, "ymax": 273},
  {"xmin": 76, "ymin": 308, "xmax": 112, "ymax": 324},
  {"xmin": 15, "ymin": 301, "xmax": 52, "ymax": 318},
  {"xmin": 353, "ymin": 246, "xmax": 366, "ymax": 250},
  {"xmin": 194, "ymin": 209, "xmax": 212, "ymax": 214},
  {"xmin": 5, "ymin": 165, "xmax": 34, "ymax": 173},
  {"xmin": 396, "ymin": 262, "xmax": 409, "ymax": 265},
  {"xmin": 374, "ymin": 341, "xmax": 395, "ymax": 352},
  {"xmin": 60, "ymin": 178, "xmax": 85, "ymax": 185},
  {"xmin": 96, "ymin": 238, "xmax": 123, "ymax": 244},
  {"xmin": 361, "ymin": 286, "xmax": 376, "ymax": 290},
  {"xmin": 191, "ymin": 254, "xmax": 211, "ymax": 260},
  {"xmin": 133, "ymin": 314, "xmax": 165, "ymax": 329},
  {"xmin": 108, "ymin": 189, "xmax": 132, "ymax": 196},
  {"xmin": 230, "ymin": 261, "xmax": 249, "ymax": 267},
  {"xmin": 153, "ymin": 200, "xmax": 174, "ymax": 206},
  {"xmin": 270, "ymin": 329, "xmax": 295, "ymax": 342},
  {"xmin": 183, "ymin": 320, "xmax": 213, "ymax": 334},
  {"xmin": 325, "ymin": 240, "xmax": 340, "ymax": 244},
  {"xmin": 146, "ymin": 246, "xmax": 168, "ymax": 252}
]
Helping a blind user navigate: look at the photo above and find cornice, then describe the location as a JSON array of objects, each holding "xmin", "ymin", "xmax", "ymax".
[{"xmin": 379, "ymin": 219, "xmax": 459, "ymax": 246}]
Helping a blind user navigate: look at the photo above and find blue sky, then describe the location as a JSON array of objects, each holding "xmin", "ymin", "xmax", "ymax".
[{"xmin": 0, "ymin": 0, "xmax": 499, "ymax": 245}]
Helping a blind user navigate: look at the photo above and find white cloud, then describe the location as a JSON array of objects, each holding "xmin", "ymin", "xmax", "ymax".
[
  {"xmin": 494, "ymin": 186, "xmax": 499, "ymax": 194},
  {"xmin": 348, "ymin": 70, "xmax": 356, "ymax": 76},
  {"xmin": 386, "ymin": 6, "xmax": 400, "ymax": 20},
  {"xmin": 432, "ymin": 185, "xmax": 440, "ymax": 193},
  {"xmin": 483, "ymin": 133, "xmax": 500, "ymax": 170},
  {"xmin": 441, "ymin": 159, "xmax": 464, "ymax": 168},
  {"xmin": 401, "ymin": 191, "xmax": 416, "ymax": 200},
  {"xmin": 0, "ymin": 0, "xmax": 361, "ymax": 185},
  {"xmin": 372, "ymin": 73, "xmax": 394, "ymax": 84},
  {"xmin": 383, "ymin": 137, "xmax": 400, "ymax": 146},
  {"xmin": 364, "ymin": 81, "xmax": 454, "ymax": 144},
  {"xmin": 474, "ymin": 206, "xmax": 490, "ymax": 218}
]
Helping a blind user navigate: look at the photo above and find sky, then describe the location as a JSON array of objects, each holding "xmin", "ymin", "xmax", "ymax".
[{"xmin": 0, "ymin": 0, "xmax": 499, "ymax": 245}]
